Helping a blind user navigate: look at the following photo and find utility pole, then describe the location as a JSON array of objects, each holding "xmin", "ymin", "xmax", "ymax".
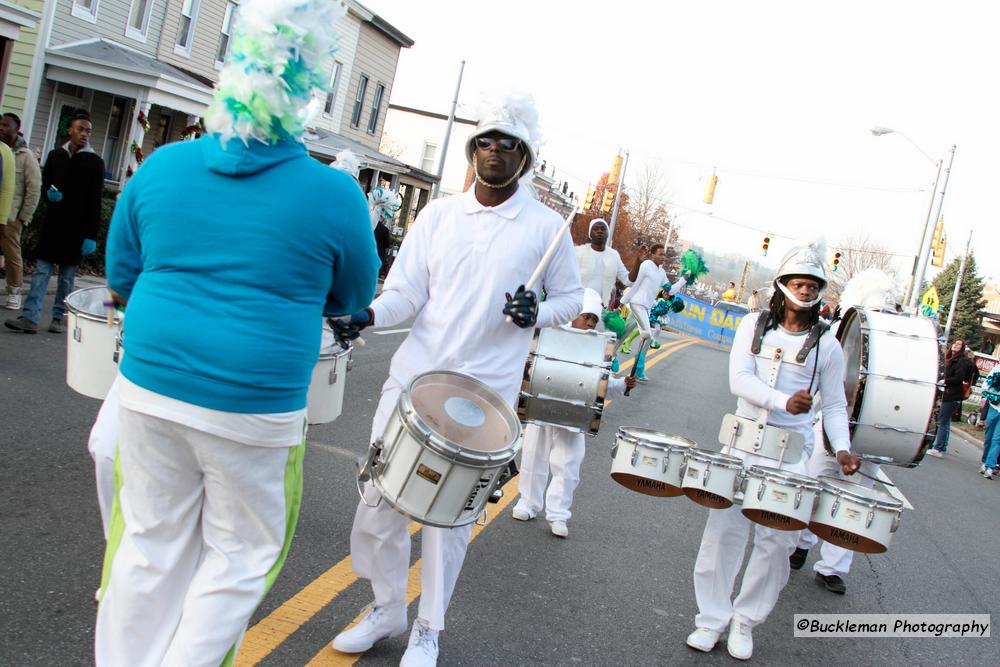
[
  {"xmin": 736, "ymin": 260, "xmax": 751, "ymax": 303},
  {"xmin": 902, "ymin": 158, "xmax": 943, "ymax": 307},
  {"xmin": 942, "ymin": 229, "xmax": 973, "ymax": 346},
  {"xmin": 607, "ymin": 149, "xmax": 629, "ymax": 249},
  {"xmin": 910, "ymin": 144, "xmax": 957, "ymax": 309},
  {"xmin": 431, "ymin": 60, "xmax": 465, "ymax": 199}
]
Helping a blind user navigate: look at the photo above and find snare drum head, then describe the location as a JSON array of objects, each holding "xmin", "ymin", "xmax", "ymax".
[
  {"xmin": 818, "ymin": 476, "xmax": 900, "ymax": 508},
  {"xmin": 408, "ymin": 372, "xmax": 520, "ymax": 454},
  {"xmin": 66, "ymin": 287, "xmax": 122, "ymax": 324},
  {"xmin": 619, "ymin": 427, "xmax": 696, "ymax": 450}
]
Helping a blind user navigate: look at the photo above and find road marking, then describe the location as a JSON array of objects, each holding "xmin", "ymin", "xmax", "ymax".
[
  {"xmin": 372, "ymin": 328, "xmax": 411, "ymax": 335},
  {"xmin": 304, "ymin": 485, "xmax": 522, "ymax": 666},
  {"xmin": 308, "ymin": 441, "xmax": 360, "ymax": 460},
  {"xmin": 618, "ymin": 337, "xmax": 692, "ymax": 372},
  {"xmin": 877, "ymin": 469, "xmax": 914, "ymax": 510},
  {"xmin": 235, "ymin": 521, "xmax": 423, "ymax": 666}
]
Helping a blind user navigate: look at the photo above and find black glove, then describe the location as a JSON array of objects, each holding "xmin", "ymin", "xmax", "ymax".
[
  {"xmin": 328, "ymin": 308, "xmax": 373, "ymax": 349},
  {"xmin": 503, "ymin": 285, "xmax": 538, "ymax": 329}
]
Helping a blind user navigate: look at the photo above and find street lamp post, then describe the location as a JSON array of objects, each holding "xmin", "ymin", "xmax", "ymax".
[{"xmin": 871, "ymin": 127, "xmax": 956, "ymax": 309}]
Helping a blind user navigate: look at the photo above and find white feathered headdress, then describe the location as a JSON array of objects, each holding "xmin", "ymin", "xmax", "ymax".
[
  {"xmin": 330, "ymin": 149, "xmax": 361, "ymax": 179},
  {"xmin": 838, "ymin": 269, "xmax": 898, "ymax": 311},
  {"xmin": 466, "ymin": 91, "xmax": 543, "ymax": 176},
  {"xmin": 205, "ymin": 0, "xmax": 345, "ymax": 144}
]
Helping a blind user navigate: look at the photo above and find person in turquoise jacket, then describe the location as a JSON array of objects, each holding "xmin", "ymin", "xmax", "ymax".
[{"xmin": 94, "ymin": 2, "xmax": 380, "ymax": 665}]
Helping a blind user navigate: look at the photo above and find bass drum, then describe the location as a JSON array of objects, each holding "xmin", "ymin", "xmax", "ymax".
[{"xmin": 828, "ymin": 307, "xmax": 940, "ymax": 466}]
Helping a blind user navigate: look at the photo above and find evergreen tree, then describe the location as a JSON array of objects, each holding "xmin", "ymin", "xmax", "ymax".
[{"xmin": 932, "ymin": 253, "xmax": 986, "ymax": 348}]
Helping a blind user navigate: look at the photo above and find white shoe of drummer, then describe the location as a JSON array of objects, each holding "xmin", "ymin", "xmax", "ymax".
[
  {"xmin": 685, "ymin": 627, "xmax": 722, "ymax": 652},
  {"xmin": 549, "ymin": 520, "xmax": 569, "ymax": 538},
  {"xmin": 727, "ymin": 617, "xmax": 753, "ymax": 660},
  {"xmin": 511, "ymin": 506, "xmax": 533, "ymax": 521},
  {"xmin": 331, "ymin": 603, "xmax": 407, "ymax": 653},
  {"xmin": 400, "ymin": 618, "xmax": 439, "ymax": 667}
]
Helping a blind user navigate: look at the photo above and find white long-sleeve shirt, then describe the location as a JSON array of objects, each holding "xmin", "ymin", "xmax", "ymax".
[
  {"xmin": 622, "ymin": 260, "xmax": 666, "ymax": 309},
  {"xmin": 729, "ymin": 311, "xmax": 851, "ymax": 457},
  {"xmin": 370, "ymin": 186, "xmax": 584, "ymax": 405},
  {"xmin": 574, "ymin": 244, "xmax": 630, "ymax": 305}
]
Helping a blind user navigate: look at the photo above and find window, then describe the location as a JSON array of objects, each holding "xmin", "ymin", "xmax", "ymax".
[
  {"xmin": 154, "ymin": 111, "xmax": 173, "ymax": 148},
  {"xmin": 350, "ymin": 74, "xmax": 368, "ymax": 128},
  {"xmin": 216, "ymin": 2, "xmax": 237, "ymax": 65},
  {"xmin": 420, "ymin": 142, "xmax": 437, "ymax": 173},
  {"xmin": 174, "ymin": 0, "xmax": 201, "ymax": 55},
  {"xmin": 366, "ymin": 83, "xmax": 385, "ymax": 134},
  {"xmin": 126, "ymin": 0, "xmax": 154, "ymax": 41},
  {"xmin": 102, "ymin": 97, "xmax": 128, "ymax": 180},
  {"xmin": 71, "ymin": 0, "xmax": 99, "ymax": 22},
  {"xmin": 323, "ymin": 61, "xmax": 342, "ymax": 115}
]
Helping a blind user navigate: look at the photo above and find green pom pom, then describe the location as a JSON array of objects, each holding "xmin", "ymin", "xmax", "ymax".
[{"xmin": 680, "ymin": 249, "xmax": 709, "ymax": 285}]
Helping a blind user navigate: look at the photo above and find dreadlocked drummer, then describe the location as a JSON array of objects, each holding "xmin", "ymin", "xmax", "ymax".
[
  {"xmin": 329, "ymin": 96, "xmax": 583, "ymax": 667},
  {"xmin": 685, "ymin": 244, "xmax": 860, "ymax": 661}
]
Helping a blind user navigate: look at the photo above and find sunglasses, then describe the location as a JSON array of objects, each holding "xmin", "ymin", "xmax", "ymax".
[{"xmin": 474, "ymin": 136, "xmax": 522, "ymax": 152}]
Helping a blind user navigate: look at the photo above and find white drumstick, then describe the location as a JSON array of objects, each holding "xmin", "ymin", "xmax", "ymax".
[{"xmin": 506, "ymin": 208, "xmax": 577, "ymax": 323}]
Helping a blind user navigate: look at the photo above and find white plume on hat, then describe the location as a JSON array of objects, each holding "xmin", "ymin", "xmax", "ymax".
[
  {"xmin": 580, "ymin": 288, "xmax": 603, "ymax": 318},
  {"xmin": 330, "ymin": 149, "xmax": 361, "ymax": 178},
  {"xmin": 838, "ymin": 269, "xmax": 897, "ymax": 310},
  {"xmin": 466, "ymin": 91, "xmax": 542, "ymax": 175}
]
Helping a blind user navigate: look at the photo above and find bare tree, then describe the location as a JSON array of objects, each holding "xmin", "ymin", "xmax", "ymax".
[
  {"xmin": 378, "ymin": 133, "xmax": 408, "ymax": 160},
  {"xmin": 827, "ymin": 233, "xmax": 898, "ymax": 302},
  {"xmin": 625, "ymin": 162, "xmax": 672, "ymax": 247}
]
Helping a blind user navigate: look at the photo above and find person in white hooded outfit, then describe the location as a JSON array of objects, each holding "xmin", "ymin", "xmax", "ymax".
[
  {"xmin": 512, "ymin": 288, "xmax": 636, "ymax": 537},
  {"xmin": 686, "ymin": 244, "xmax": 860, "ymax": 661},
  {"xmin": 574, "ymin": 218, "xmax": 630, "ymax": 305},
  {"xmin": 328, "ymin": 94, "xmax": 583, "ymax": 667},
  {"xmin": 789, "ymin": 269, "xmax": 896, "ymax": 594}
]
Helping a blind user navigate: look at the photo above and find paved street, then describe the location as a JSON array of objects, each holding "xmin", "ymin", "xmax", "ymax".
[{"xmin": 2, "ymin": 297, "xmax": 997, "ymax": 666}]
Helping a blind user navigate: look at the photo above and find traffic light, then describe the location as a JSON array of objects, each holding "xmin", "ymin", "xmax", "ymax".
[
  {"xmin": 761, "ymin": 234, "xmax": 770, "ymax": 256},
  {"xmin": 703, "ymin": 170, "xmax": 718, "ymax": 205},
  {"xmin": 601, "ymin": 187, "xmax": 615, "ymax": 213},
  {"xmin": 831, "ymin": 250, "xmax": 842, "ymax": 271},
  {"xmin": 932, "ymin": 233, "xmax": 947, "ymax": 267},
  {"xmin": 583, "ymin": 186, "xmax": 596, "ymax": 210},
  {"xmin": 609, "ymin": 154, "xmax": 624, "ymax": 185}
]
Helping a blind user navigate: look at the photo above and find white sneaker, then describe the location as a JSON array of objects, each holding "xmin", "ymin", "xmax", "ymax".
[
  {"xmin": 512, "ymin": 507, "xmax": 533, "ymax": 521},
  {"xmin": 926, "ymin": 449, "xmax": 943, "ymax": 458},
  {"xmin": 4, "ymin": 292, "xmax": 20, "ymax": 310},
  {"xmin": 685, "ymin": 627, "xmax": 721, "ymax": 652},
  {"xmin": 985, "ymin": 469, "xmax": 995, "ymax": 480},
  {"xmin": 331, "ymin": 603, "xmax": 407, "ymax": 653},
  {"xmin": 549, "ymin": 520, "xmax": 568, "ymax": 538},
  {"xmin": 981, "ymin": 464, "xmax": 987, "ymax": 473},
  {"xmin": 727, "ymin": 618, "xmax": 753, "ymax": 660},
  {"xmin": 400, "ymin": 618, "xmax": 439, "ymax": 667}
]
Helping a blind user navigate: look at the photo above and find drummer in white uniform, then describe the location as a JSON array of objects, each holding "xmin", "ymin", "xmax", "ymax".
[
  {"xmin": 328, "ymin": 95, "xmax": 583, "ymax": 667},
  {"xmin": 790, "ymin": 269, "xmax": 896, "ymax": 594},
  {"xmin": 686, "ymin": 244, "xmax": 860, "ymax": 660},
  {"xmin": 512, "ymin": 288, "xmax": 636, "ymax": 538}
]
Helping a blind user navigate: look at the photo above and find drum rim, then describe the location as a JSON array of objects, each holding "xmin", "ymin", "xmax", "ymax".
[
  {"xmin": 399, "ymin": 370, "xmax": 522, "ymax": 466},
  {"xmin": 745, "ymin": 464, "xmax": 821, "ymax": 490},
  {"xmin": 817, "ymin": 474, "xmax": 902, "ymax": 509},
  {"xmin": 685, "ymin": 448, "xmax": 744, "ymax": 468},
  {"xmin": 617, "ymin": 426, "xmax": 696, "ymax": 450},
  {"xmin": 318, "ymin": 344, "xmax": 352, "ymax": 360},
  {"xmin": 65, "ymin": 286, "xmax": 123, "ymax": 325}
]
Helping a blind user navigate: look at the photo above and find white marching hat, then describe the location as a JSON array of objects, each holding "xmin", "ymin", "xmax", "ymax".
[
  {"xmin": 581, "ymin": 288, "xmax": 603, "ymax": 318},
  {"xmin": 465, "ymin": 93, "xmax": 540, "ymax": 176},
  {"xmin": 774, "ymin": 242, "xmax": 828, "ymax": 308}
]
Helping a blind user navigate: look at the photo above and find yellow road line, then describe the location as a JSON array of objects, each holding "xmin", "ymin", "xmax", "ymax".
[
  {"xmin": 643, "ymin": 339, "xmax": 698, "ymax": 371},
  {"xmin": 617, "ymin": 337, "xmax": 689, "ymax": 372},
  {"xmin": 304, "ymin": 486, "xmax": 522, "ymax": 666},
  {"xmin": 235, "ymin": 521, "xmax": 423, "ymax": 666}
]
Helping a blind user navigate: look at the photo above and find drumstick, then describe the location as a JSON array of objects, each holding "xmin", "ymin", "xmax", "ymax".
[
  {"xmin": 505, "ymin": 208, "xmax": 577, "ymax": 324},
  {"xmin": 624, "ymin": 337, "xmax": 648, "ymax": 396}
]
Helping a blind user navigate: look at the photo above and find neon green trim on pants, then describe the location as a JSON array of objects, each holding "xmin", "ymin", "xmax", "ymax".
[
  {"xmin": 220, "ymin": 435, "xmax": 306, "ymax": 667},
  {"xmin": 98, "ymin": 444, "xmax": 125, "ymax": 602}
]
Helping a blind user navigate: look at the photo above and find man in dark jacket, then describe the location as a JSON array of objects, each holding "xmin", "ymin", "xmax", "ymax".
[
  {"xmin": 374, "ymin": 218, "xmax": 391, "ymax": 276},
  {"xmin": 5, "ymin": 109, "xmax": 104, "ymax": 334},
  {"xmin": 927, "ymin": 338, "xmax": 977, "ymax": 456}
]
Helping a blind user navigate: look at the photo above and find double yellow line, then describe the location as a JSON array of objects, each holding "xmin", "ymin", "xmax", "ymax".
[{"xmin": 235, "ymin": 336, "xmax": 698, "ymax": 666}]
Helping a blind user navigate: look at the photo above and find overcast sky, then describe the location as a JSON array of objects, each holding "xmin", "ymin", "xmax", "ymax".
[{"xmin": 364, "ymin": 0, "xmax": 999, "ymax": 286}]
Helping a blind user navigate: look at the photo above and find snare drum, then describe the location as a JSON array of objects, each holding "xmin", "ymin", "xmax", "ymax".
[
  {"xmin": 681, "ymin": 449, "xmax": 745, "ymax": 509},
  {"xmin": 518, "ymin": 326, "xmax": 616, "ymax": 435},
  {"xmin": 809, "ymin": 476, "xmax": 903, "ymax": 553},
  {"xmin": 65, "ymin": 287, "xmax": 122, "ymax": 399},
  {"xmin": 610, "ymin": 427, "xmax": 695, "ymax": 497},
  {"xmin": 740, "ymin": 465, "xmax": 821, "ymax": 530},
  {"xmin": 832, "ymin": 307, "xmax": 940, "ymax": 465},
  {"xmin": 361, "ymin": 371, "xmax": 521, "ymax": 528},
  {"xmin": 307, "ymin": 329, "xmax": 352, "ymax": 425}
]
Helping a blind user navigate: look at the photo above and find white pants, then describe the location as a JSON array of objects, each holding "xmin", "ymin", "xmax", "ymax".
[
  {"xmin": 796, "ymin": 444, "xmax": 879, "ymax": 577},
  {"xmin": 514, "ymin": 423, "xmax": 586, "ymax": 522},
  {"xmin": 95, "ymin": 407, "xmax": 305, "ymax": 667},
  {"xmin": 349, "ymin": 378, "xmax": 473, "ymax": 632},
  {"xmin": 89, "ymin": 378, "xmax": 121, "ymax": 539},
  {"xmin": 693, "ymin": 450, "xmax": 806, "ymax": 632},
  {"xmin": 631, "ymin": 303, "xmax": 652, "ymax": 339}
]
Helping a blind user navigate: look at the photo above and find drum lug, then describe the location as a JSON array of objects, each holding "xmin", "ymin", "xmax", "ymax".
[
  {"xmin": 475, "ymin": 509, "xmax": 488, "ymax": 526},
  {"xmin": 756, "ymin": 480, "xmax": 766, "ymax": 501},
  {"xmin": 866, "ymin": 508, "xmax": 875, "ymax": 528},
  {"xmin": 702, "ymin": 466, "xmax": 711, "ymax": 487},
  {"xmin": 891, "ymin": 511, "xmax": 901, "ymax": 533},
  {"xmin": 793, "ymin": 488, "xmax": 802, "ymax": 510},
  {"xmin": 73, "ymin": 326, "xmax": 82, "ymax": 342},
  {"xmin": 662, "ymin": 457, "xmax": 670, "ymax": 474},
  {"xmin": 630, "ymin": 446, "xmax": 639, "ymax": 467},
  {"xmin": 356, "ymin": 439, "xmax": 384, "ymax": 508},
  {"xmin": 328, "ymin": 367, "xmax": 338, "ymax": 385},
  {"xmin": 611, "ymin": 442, "xmax": 618, "ymax": 459},
  {"xmin": 346, "ymin": 350, "xmax": 354, "ymax": 372},
  {"xmin": 830, "ymin": 498, "xmax": 840, "ymax": 518}
]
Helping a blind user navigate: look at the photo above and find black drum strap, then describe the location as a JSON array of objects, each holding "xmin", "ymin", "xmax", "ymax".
[
  {"xmin": 751, "ymin": 311, "xmax": 771, "ymax": 355},
  {"xmin": 796, "ymin": 320, "xmax": 830, "ymax": 363}
]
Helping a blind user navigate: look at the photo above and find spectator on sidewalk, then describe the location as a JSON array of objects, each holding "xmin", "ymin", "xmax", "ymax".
[
  {"xmin": 5, "ymin": 109, "xmax": 103, "ymax": 334},
  {"xmin": 0, "ymin": 129, "xmax": 13, "ymax": 224},
  {"xmin": 927, "ymin": 338, "xmax": 976, "ymax": 457},
  {"xmin": 978, "ymin": 365, "xmax": 1000, "ymax": 479},
  {"xmin": 1, "ymin": 113, "xmax": 42, "ymax": 311}
]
